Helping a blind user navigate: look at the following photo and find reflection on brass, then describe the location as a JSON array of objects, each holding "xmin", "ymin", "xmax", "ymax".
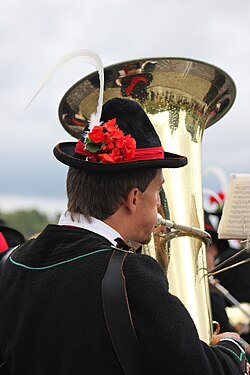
[
  {"xmin": 58, "ymin": 57, "xmax": 236, "ymax": 344},
  {"xmin": 59, "ymin": 57, "xmax": 235, "ymax": 140}
]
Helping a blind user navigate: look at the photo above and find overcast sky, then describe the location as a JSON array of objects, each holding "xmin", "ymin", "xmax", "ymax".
[{"xmin": 0, "ymin": 0, "xmax": 249, "ymax": 216}]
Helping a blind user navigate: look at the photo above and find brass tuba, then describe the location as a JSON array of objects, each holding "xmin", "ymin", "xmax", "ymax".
[{"xmin": 58, "ymin": 57, "xmax": 236, "ymax": 343}]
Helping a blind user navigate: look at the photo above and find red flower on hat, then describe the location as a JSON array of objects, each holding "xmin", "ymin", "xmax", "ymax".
[
  {"xmin": 88, "ymin": 126, "xmax": 104, "ymax": 143},
  {"xmin": 75, "ymin": 118, "xmax": 136, "ymax": 163}
]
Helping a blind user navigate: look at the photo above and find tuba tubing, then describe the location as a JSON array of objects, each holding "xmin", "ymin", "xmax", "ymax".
[{"xmin": 156, "ymin": 213, "xmax": 212, "ymax": 250}]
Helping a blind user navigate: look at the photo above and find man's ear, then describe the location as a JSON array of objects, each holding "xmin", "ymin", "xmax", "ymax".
[{"xmin": 124, "ymin": 187, "xmax": 140, "ymax": 213}]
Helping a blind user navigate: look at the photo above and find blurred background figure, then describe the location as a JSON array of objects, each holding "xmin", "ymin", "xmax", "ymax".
[
  {"xmin": 205, "ymin": 211, "xmax": 234, "ymax": 333},
  {"xmin": 0, "ymin": 219, "xmax": 25, "ymax": 253},
  {"xmin": 203, "ymin": 171, "xmax": 250, "ymax": 332},
  {"xmin": 204, "ymin": 211, "xmax": 250, "ymax": 358}
]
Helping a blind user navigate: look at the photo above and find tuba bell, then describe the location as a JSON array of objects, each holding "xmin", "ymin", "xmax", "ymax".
[{"xmin": 58, "ymin": 57, "xmax": 236, "ymax": 343}]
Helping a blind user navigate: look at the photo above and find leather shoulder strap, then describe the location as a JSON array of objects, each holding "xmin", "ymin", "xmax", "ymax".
[{"xmin": 102, "ymin": 249, "xmax": 141, "ymax": 375}]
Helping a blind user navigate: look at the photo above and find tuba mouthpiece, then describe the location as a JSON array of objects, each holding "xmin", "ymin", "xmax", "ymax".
[{"xmin": 156, "ymin": 213, "xmax": 174, "ymax": 228}]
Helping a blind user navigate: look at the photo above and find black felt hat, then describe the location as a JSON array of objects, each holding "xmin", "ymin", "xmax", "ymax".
[
  {"xmin": 54, "ymin": 98, "xmax": 188, "ymax": 172},
  {"xmin": 0, "ymin": 221, "xmax": 25, "ymax": 251}
]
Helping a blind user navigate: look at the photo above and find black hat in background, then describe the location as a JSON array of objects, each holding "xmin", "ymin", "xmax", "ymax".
[
  {"xmin": 0, "ymin": 221, "xmax": 25, "ymax": 252},
  {"xmin": 54, "ymin": 98, "xmax": 188, "ymax": 172}
]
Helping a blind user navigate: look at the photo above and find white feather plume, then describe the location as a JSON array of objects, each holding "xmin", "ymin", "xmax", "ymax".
[
  {"xmin": 88, "ymin": 112, "xmax": 102, "ymax": 131},
  {"xmin": 24, "ymin": 49, "xmax": 104, "ymax": 126}
]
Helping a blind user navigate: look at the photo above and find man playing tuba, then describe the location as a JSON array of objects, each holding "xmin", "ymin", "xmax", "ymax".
[{"xmin": 0, "ymin": 97, "xmax": 248, "ymax": 374}]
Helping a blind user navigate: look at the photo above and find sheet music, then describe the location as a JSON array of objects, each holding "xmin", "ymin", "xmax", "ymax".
[{"xmin": 218, "ymin": 174, "xmax": 250, "ymax": 239}]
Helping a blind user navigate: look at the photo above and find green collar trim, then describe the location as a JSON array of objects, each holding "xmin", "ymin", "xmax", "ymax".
[
  {"xmin": 215, "ymin": 344, "xmax": 246, "ymax": 362},
  {"xmin": 9, "ymin": 248, "xmax": 113, "ymax": 271}
]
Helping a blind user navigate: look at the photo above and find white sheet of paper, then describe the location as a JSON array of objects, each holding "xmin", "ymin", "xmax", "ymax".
[{"xmin": 218, "ymin": 174, "xmax": 250, "ymax": 240}]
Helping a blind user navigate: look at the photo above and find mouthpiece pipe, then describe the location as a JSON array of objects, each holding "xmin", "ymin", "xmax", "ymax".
[
  {"xmin": 156, "ymin": 213, "xmax": 175, "ymax": 228},
  {"xmin": 156, "ymin": 213, "xmax": 212, "ymax": 249}
]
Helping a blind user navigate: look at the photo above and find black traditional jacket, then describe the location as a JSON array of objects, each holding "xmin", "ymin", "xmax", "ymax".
[{"xmin": 0, "ymin": 225, "xmax": 246, "ymax": 374}]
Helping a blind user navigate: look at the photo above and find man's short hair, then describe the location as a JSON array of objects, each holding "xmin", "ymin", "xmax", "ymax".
[{"xmin": 66, "ymin": 167, "xmax": 157, "ymax": 220}]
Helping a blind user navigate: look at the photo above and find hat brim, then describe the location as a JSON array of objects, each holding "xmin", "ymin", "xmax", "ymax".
[
  {"xmin": 53, "ymin": 142, "xmax": 188, "ymax": 171},
  {"xmin": 0, "ymin": 226, "xmax": 25, "ymax": 246}
]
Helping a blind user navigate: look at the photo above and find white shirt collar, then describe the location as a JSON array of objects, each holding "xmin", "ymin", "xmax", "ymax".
[{"xmin": 58, "ymin": 211, "xmax": 122, "ymax": 246}]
